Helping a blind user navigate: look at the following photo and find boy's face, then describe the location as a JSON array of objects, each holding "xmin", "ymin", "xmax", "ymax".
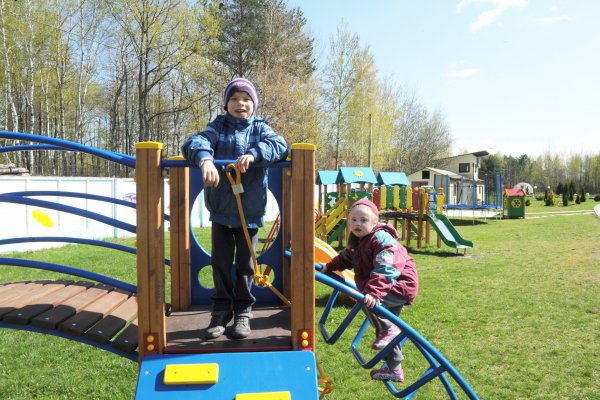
[
  {"xmin": 226, "ymin": 91, "xmax": 254, "ymax": 119},
  {"xmin": 348, "ymin": 205, "xmax": 378, "ymax": 238}
]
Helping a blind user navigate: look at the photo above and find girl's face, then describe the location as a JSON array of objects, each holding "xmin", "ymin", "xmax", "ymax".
[
  {"xmin": 348, "ymin": 205, "xmax": 378, "ymax": 238},
  {"xmin": 227, "ymin": 91, "xmax": 254, "ymax": 119}
]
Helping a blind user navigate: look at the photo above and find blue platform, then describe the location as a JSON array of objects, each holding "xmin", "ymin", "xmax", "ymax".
[{"xmin": 135, "ymin": 351, "xmax": 319, "ymax": 399}]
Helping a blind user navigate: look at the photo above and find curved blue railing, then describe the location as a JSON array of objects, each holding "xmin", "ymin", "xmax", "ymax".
[
  {"xmin": 0, "ymin": 322, "xmax": 138, "ymax": 362},
  {"xmin": 0, "ymin": 258, "xmax": 136, "ymax": 293},
  {"xmin": 0, "ymin": 131, "xmax": 136, "ymax": 167},
  {"xmin": 312, "ymin": 262, "xmax": 479, "ymax": 399}
]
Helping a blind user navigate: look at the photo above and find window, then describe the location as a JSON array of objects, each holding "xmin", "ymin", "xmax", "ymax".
[
  {"xmin": 421, "ymin": 170, "xmax": 430, "ymax": 179},
  {"xmin": 459, "ymin": 163, "xmax": 470, "ymax": 173}
]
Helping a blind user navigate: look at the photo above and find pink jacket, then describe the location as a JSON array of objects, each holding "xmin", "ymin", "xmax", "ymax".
[{"xmin": 326, "ymin": 222, "xmax": 419, "ymax": 304}]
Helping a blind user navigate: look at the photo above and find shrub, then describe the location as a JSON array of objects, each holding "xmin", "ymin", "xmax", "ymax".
[
  {"xmin": 594, "ymin": 194, "xmax": 600, "ymax": 202},
  {"xmin": 535, "ymin": 194, "xmax": 544, "ymax": 201},
  {"xmin": 562, "ymin": 192, "xmax": 569, "ymax": 206},
  {"xmin": 581, "ymin": 191, "xmax": 586, "ymax": 202},
  {"xmin": 525, "ymin": 198, "xmax": 531, "ymax": 206},
  {"xmin": 545, "ymin": 191, "xmax": 557, "ymax": 206}
]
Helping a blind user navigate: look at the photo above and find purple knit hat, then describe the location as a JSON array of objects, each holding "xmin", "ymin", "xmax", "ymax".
[{"xmin": 223, "ymin": 78, "xmax": 258, "ymax": 110}]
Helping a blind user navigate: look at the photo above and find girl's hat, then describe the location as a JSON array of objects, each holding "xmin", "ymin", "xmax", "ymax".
[
  {"xmin": 223, "ymin": 78, "xmax": 258, "ymax": 109},
  {"xmin": 350, "ymin": 198, "xmax": 379, "ymax": 216}
]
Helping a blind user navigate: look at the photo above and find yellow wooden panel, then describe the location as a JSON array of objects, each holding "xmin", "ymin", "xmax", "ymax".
[
  {"xmin": 236, "ymin": 392, "xmax": 291, "ymax": 400},
  {"xmin": 163, "ymin": 363, "xmax": 219, "ymax": 385}
]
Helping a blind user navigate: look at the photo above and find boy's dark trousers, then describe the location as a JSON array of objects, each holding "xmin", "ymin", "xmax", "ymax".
[{"xmin": 210, "ymin": 223, "xmax": 258, "ymax": 315}]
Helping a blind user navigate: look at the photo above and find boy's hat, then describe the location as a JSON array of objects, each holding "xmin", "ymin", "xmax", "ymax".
[
  {"xmin": 223, "ymin": 78, "xmax": 258, "ymax": 109},
  {"xmin": 350, "ymin": 198, "xmax": 379, "ymax": 216}
]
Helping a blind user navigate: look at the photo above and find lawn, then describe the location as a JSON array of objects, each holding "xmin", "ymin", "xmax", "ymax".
[{"xmin": 0, "ymin": 199, "xmax": 598, "ymax": 399}]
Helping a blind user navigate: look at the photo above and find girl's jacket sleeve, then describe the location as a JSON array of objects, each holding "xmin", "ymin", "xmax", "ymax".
[{"xmin": 325, "ymin": 249, "xmax": 354, "ymax": 272}]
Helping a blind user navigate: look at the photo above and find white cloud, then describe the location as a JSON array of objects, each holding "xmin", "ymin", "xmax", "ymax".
[
  {"xmin": 444, "ymin": 62, "xmax": 480, "ymax": 78},
  {"xmin": 537, "ymin": 14, "xmax": 572, "ymax": 23},
  {"xmin": 456, "ymin": 0, "xmax": 528, "ymax": 32}
]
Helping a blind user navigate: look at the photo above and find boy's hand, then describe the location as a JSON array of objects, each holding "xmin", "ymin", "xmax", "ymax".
[
  {"xmin": 201, "ymin": 160, "xmax": 219, "ymax": 187},
  {"xmin": 236, "ymin": 153, "xmax": 255, "ymax": 173},
  {"xmin": 363, "ymin": 294, "xmax": 379, "ymax": 309}
]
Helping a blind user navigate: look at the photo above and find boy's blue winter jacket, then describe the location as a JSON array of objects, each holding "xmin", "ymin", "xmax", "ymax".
[{"xmin": 181, "ymin": 113, "xmax": 288, "ymax": 228}]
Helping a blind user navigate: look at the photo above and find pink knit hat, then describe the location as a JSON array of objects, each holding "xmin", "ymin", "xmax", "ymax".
[{"xmin": 350, "ymin": 198, "xmax": 379, "ymax": 216}]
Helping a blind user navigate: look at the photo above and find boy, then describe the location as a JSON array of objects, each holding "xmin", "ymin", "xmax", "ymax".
[{"xmin": 181, "ymin": 78, "xmax": 288, "ymax": 339}]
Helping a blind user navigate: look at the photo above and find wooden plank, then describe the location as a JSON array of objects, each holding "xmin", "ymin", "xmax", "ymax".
[
  {"xmin": 169, "ymin": 163, "xmax": 190, "ymax": 312},
  {"xmin": 59, "ymin": 290, "xmax": 131, "ymax": 336},
  {"xmin": 0, "ymin": 282, "xmax": 29, "ymax": 298},
  {"xmin": 0, "ymin": 281, "xmax": 44, "ymax": 306},
  {"xmin": 84, "ymin": 296, "xmax": 138, "ymax": 344},
  {"xmin": 30, "ymin": 284, "xmax": 113, "ymax": 330},
  {"xmin": 0, "ymin": 280, "xmax": 69, "ymax": 318},
  {"xmin": 2, "ymin": 281, "xmax": 94, "ymax": 325},
  {"xmin": 112, "ymin": 319, "xmax": 138, "ymax": 354}
]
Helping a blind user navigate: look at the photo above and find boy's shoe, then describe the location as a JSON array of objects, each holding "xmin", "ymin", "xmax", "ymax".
[
  {"xmin": 371, "ymin": 326, "xmax": 401, "ymax": 350},
  {"xmin": 231, "ymin": 313, "xmax": 252, "ymax": 339},
  {"xmin": 205, "ymin": 311, "xmax": 233, "ymax": 339},
  {"xmin": 370, "ymin": 367, "xmax": 404, "ymax": 382}
]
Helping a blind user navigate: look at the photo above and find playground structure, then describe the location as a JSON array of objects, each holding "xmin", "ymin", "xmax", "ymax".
[
  {"xmin": 0, "ymin": 131, "xmax": 479, "ymax": 399},
  {"xmin": 434, "ymin": 171, "xmax": 503, "ymax": 215},
  {"xmin": 315, "ymin": 167, "xmax": 473, "ymax": 253}
]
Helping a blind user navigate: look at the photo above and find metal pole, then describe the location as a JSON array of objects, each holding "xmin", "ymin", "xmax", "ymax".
[{"xmin": 368, "ymin": 113, "xmax": 373, "ymax": 168}]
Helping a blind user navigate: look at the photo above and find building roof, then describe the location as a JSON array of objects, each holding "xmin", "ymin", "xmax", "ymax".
[
  {"xmin": 425, "ymin": 167, "xmax": 462, "ymax": 180},
  {"xmin": 336, "ymin": 167, "xmax": 378, "ymax": 184},
  {"xmin": 377, "ymin": 172, "xmax": 410, "ymax": 186},
  {"xmin": 505, "ymin": 188, "xmax": 525, "ymax": 196},
  {"xmin": 316, "ymin": 170, "xmax": 338, "ymax": 185}
]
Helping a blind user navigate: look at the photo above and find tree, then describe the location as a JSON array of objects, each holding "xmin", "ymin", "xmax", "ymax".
[{"xmin": 321, "ymin": 22, "xmax": 359, "ymax": 169}]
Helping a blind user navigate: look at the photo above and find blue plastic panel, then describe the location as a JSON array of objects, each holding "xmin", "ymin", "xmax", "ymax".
[{"xmin": 135, "ymin": 351, "xmax": 318, "ymax": 399}]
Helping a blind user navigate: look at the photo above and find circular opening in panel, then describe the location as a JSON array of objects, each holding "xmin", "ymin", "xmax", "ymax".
[
  {"xmin": 190, "ymin": 188, "xmax": 281, "ymax": 255},
  {"xmin": 197, "ymin": 264, "xmax": 214, "ymax": 289}
]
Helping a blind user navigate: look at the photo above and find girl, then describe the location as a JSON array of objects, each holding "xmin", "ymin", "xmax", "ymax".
[{"xmin": 322, "ymin": 198, "xmax": 418, "ymax": 382}]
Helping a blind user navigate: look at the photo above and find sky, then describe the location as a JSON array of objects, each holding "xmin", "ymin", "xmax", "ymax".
[{"xmin": 286, "ymin": 0, "xmax": 600, "ymax": 158}]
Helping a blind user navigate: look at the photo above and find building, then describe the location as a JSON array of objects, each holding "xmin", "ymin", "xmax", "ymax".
[{"xmin": 407, "ymin": 151, "xmax": 502, "ymax": 208}]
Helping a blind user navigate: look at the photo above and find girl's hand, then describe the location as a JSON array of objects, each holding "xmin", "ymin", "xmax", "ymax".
[
  {"xmin": 201, "ymin": 160, "xmax": 219, "ymax": 187},
  {"xmin": 236, "ymin": 153, "xmax": 255, "ymax": 173},
  {"xmin": 363, "ymin": 294, "xmax": 379, "ymax": 309}
]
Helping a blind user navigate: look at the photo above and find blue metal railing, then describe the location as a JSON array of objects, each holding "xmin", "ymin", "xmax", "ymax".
[{"xmin": 313, "ymin": 264, "xmax": 479, "ymax": 399}]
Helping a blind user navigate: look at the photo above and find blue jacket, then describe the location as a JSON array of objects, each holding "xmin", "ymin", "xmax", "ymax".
[{"xmin": 181, "ymin": 113, "xmax": 288, "ymax": 228}]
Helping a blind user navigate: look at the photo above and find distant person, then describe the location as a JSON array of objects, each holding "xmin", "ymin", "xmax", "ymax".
[
  {"xmin": 322, "ymin": 198, "xmax": 418, "ymax": 382},
  {"xmin": 181, "ymin": 78, "xmax": 288, "ymax": 339}
]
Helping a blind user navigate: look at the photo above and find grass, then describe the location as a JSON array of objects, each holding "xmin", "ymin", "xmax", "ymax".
[{"xmin": 0, "ymin": 199, "xmax": 599, "ymax": 399}]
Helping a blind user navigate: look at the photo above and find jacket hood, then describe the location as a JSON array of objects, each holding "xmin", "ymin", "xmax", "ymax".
[{"xmin": 373, "ymin": 222, "xmax": 399, "ymax": 240}]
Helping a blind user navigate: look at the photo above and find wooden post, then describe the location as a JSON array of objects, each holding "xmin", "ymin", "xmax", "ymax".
[
  {"xmin": 136, "ymin": 142, "xmax": 166, "ymax": 361},
  {"xmin": 290, "ymin": 144, "xmax": 315, "ymax": 350},
  {"xmin": 168, "ymin": 156, "xmax": 190, "ymax": 312},
  {"xmin": 282, "ymin": 167, "xmax": 292, "ymax": 297}
]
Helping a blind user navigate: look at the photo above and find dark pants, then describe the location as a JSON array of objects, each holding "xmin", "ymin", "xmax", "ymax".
[
  {"xmin": 364, "ymin": 293, "xmax": 407, "ymax": 370},
  {"xmin": 210, "ymin": 223, "xmax": 258, "ymax": 315}
]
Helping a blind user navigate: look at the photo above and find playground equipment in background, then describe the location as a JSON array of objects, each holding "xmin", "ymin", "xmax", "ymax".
[
  {"xmin": 503, "ymin": 188, "xmax": 526, "ymax": 219},
  {"xmin": 0, "ymin": 132, "xmax": 479, "ymax": 399},
  {"xmin": 434, "ymin": 171, "xmax": 503, "ymax": 212},
  {"xmin": 315, "ymin": 165, "xmax": 473, "ymax": 253}
]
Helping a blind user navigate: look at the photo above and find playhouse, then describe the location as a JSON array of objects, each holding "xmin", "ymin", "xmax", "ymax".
[{"xmin": 503, "ymin": 187, "xmax": 526, "ymax": 219}]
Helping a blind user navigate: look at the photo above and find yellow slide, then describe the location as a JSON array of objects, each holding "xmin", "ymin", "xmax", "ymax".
[{"xmin": 314, "ymin": 237, "xmax": 355, "ymax": 281}]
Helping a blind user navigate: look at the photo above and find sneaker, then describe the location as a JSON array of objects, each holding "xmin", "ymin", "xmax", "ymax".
[
  {"xmin": 370, "ymin": 367, "xmax": 404, "ymax": 382},
  {"xmin": 371, "ymin": 326, "xmax": 400, "ymax": 350},
  {"xmin": 206, "ymin": 311, "xmax": 233, "ymax": 339},
  {"xmin": 231, "ymin": 313, "xmax": 252, "ymax": 339}
]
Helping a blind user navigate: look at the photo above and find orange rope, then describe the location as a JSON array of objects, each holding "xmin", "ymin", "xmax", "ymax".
[{"xmin": 225, "ymin": 164, "xmax": 291, "ymax": 307}]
